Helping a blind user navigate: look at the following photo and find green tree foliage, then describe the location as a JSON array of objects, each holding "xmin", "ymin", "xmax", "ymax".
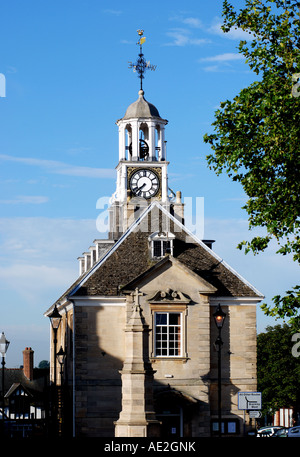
[
  {"xmin": 257, "ymin": 324, "xmax": 300, "ymax": 416},
  {"xmin": 203, "ymin": 0, "xmax": 300, "ymax": 323},
  {"xmin": 38, "ymin": 360, "xmax": 50, "ymax": 369}
]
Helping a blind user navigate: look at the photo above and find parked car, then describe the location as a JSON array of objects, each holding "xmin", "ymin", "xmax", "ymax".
[
  {"xmin": 287, "ymin": 426, "xmax": 300, "ymax": 437},
  {"xmin": 257, "ymin": 426, "xmax": 285, "ymax": 437},
  {"xmin": 272, "ymin": 427, "xmax": 289, "ymax": 437}
]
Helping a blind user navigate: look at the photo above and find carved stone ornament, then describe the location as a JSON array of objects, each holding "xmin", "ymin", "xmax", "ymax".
[{"xmin": 147, "ymin": 288, "xmax": 190, "ymax": 304}]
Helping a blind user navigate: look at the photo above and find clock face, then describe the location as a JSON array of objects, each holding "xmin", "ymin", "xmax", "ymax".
[{"xmin": 129, "ymin": 169, "xmax": 160, "ymax": 199}]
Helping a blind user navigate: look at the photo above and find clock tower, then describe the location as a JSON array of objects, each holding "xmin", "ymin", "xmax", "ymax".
[{"xmin": 108, "ymin": 30, "xmax": 182, "ymax": 239}]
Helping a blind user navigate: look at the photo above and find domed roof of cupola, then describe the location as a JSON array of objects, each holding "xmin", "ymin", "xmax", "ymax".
[{"xmin": 122, "ymin": 89, "xmax": 161, "ymax": 120}]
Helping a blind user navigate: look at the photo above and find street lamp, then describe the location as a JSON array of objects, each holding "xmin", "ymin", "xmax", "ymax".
[
  {"xmin": 213, "ymin": 304, "xmax": 226, "ymax": 437},
  {"xmin": 48, "ymin": 305, "xmax": 62, "ymax": 436},
  {"xmin": 48, "ymin": 304, "xmax": 62, "ymax": 386},
  {"xmin": 0, "ymin": 332, "xmax": 10, "ymax": 431},
  {"xmin": 56, "ymin": 346, "xmax": 66, "ymax": 436},
  {"xmin": 56, "ymin": 346, "xmax": 66, "ymax": 384}
]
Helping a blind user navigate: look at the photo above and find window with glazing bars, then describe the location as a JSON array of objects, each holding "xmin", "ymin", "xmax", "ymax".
[
  {"xmin": 155, "ymin": 312, "xmax": 181, "ymax": 357},
  {"xmin": 153, "ymin": 240, "xmax": 172, "ymax": 257}
]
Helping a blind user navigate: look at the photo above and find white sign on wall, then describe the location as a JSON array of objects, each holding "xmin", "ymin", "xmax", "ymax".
[
  {"xmin": 249, "ymin": 411, "xmax": 262, "ymax": 419},
  {"xmin": 238, "ymin": 392, "xmax": 262, "ymax": 410}
]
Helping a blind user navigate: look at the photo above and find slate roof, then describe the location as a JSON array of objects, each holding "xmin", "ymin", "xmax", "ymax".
[
  {"xmin": 1, "ymin": 368, "xmax": 49, "ymax": 400},
  {"xmin": 46, "ymin": 202, "xmax": 263, "ymax": 313}
]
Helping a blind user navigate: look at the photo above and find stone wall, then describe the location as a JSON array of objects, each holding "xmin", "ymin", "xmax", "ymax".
[{"xmin": 74, "ymin": 304, "xmax": 125, "ymax": 437}]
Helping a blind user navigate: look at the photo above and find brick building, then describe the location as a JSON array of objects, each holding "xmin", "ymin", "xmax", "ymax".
[
  {"xmin": 44, "ymin": 34, "xmax": 263, "ymax": 437},
  {"xmin": 1, "ymin": 347, "xmax": 49, "ymax": 437}
]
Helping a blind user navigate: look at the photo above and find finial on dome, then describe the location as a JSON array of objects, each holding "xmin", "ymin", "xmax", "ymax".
[{"xmin": 128, "ymin": 29, "xmax": 157, "ymax": 91}]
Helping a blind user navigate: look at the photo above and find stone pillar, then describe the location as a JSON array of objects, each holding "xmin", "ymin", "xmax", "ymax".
[
  {"xmin": 159, "ymin": 125, "xmax": 166, "ymax": 160},
  {"xmin": 119, "ymin": 123, "xmax": 126, "ymax": 161},
  {"xmin": 115, "ymin": 288, "xmax": 161, "ymax": 437},
  {"xmin": 148, "ymin": 121, "xmax": 156, "ymax": 161},
  {"xmin": 132, "ymin": 121, "xmax": 139, "ymax": 161}
]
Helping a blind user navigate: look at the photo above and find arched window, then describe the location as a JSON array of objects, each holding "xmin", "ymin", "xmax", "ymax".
[{"xmin": 139, "ymin": 123, "xmax": 149, "ymax": 160}]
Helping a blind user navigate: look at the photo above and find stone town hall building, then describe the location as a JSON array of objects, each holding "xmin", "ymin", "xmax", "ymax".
[{"xmin": 44, "ymin": 34, "xmax": 263, "ymax": 438}]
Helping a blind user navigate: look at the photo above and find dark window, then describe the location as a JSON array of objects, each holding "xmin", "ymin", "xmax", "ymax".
[
  {"xmin": 153, "ymin": 240, "xmax": 162, "ymax": 257},
  {"xmin": 211, "ymin": 419, "xmax": 240, "ymax": 435},
  {"xmin": 152, "ymin": 240, "xmax": 172, "ymax": 257}
]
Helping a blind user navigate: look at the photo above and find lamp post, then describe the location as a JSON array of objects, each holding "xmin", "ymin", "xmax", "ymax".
[
  {"xmin": 213, "ymin": 304, "xmax": 226, "ymax": 438},
  {"xmin": 0, "ymin": 332, "xmax": 10, "ymax": 433},
  {"xmin": 48, "ymin": 305, "xmax": 62, "ymax": 435},
  {"xmin": 56, "ymin": 346, "xmax": 66, "ymax": 436},
  {"xmin": 48, "ymin": 305, "xmax": 62, "ymax": 386},
  {"xmin": 57, "ymin": 346, "xmax": 66, "ymax": 385}
]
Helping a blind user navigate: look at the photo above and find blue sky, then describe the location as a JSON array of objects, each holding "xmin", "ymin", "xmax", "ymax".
[{"xmin": 0, "ymin": 0, "xmax": 298, "ymax": 367}]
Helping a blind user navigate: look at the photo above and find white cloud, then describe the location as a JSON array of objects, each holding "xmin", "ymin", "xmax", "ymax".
[
  {"xmin": 169, "ymin": 14, "xmax": 203, "ymax": 29},
  {"xmin": 164, "ymin": 11, "xmax": 254, "ymax": 48},
  {"xmin": 103, "ymin": 9, "xmax": 122, "ymax": 16},
  {"xmin": 66, "ymin": 146, "xmax": 92, "ymax": 155},
  {"xmin": 199, "ymin": 53, "xmax": 246, "ymax": 73},
  {"xmin": 0, "ymin": 195, "xmax": 49, "ymax": 205},
  {"xmin": 208, "ymin": 18, "xmax": 254, "ymax": 40},
  {"xmin": 164, "ymin": 29, "xmax": 210, "ymax": 47},
  {"xmin": 165, "ymin": 14, "xmax": 209, "ymax": 47},
  {"xmin": 167, "ymin": 14, "xmax": 254, "ymax": 44},
  {"xmin": 0, "ymin": 154, "xmax": 115, "ymax": 179},
  {"xmin": 199, "ymin": 53, "xmax": 244, "ymax": 63},
  {"xmin": 120, "ymin": 40, "xmax": 135, "ymax": 45},
  {"xmin": 182, "ymin": 17, "xmax": 203, "ymax": 29},
  {"xmin": 203, "ymin": 65, "xmax": 220, "ymax": 73}
]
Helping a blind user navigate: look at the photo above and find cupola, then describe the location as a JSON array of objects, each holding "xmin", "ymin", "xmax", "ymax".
[
  {"xmin": 116, "ymin": 89, "xmax": 168, "ymax": 163},
  {"xmin": 116, "ymin": 30, "xmax": 168, "ymax": 163},
  {"xmin": 122, "ymin": 89, "xmax": 161, "ymax": 120}
]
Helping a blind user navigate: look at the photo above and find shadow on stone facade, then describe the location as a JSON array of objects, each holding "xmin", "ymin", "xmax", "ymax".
[
  {"xmin": 62, "ymin": 295, "xmax": 251, "ymax": 437},
  {"xmin": 68, "ymin": 304, "xmax": 206, "ymax": 437},
  {"xmin": 73, "ymin": 305, "xmax": 123, "ymax": 437}
]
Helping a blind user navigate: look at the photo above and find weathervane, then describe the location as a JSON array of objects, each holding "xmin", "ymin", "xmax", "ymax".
[{"xmin": 128, "ymin": 29, "xmax": 157, "ymax": 90}]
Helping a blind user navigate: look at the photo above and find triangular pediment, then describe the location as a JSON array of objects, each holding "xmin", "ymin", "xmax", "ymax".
[{"xmin": 121, "ymin": 255, "xmax": 217, "ymax": 297}]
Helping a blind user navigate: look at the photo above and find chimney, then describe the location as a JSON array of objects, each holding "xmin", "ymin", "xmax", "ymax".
[
  {"xmin": 202, "ymin": 240, "xmax": 215, "ymax": 250},
  {"xmin": 23, "ymin": 347, "xmax": 34, "ymax": 380},
  {"xmin": 171, "ymin": 191, "xmax": 185, "ymax": 225},
  {"xmin": 77, "ymin": 256, "xmax": 85, "ymax": 276}
]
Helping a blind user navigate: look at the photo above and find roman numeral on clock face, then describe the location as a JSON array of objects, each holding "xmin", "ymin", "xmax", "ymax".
[{"xmin": 129, "ymin": 169, "xmax": 160, "ymax": 199}]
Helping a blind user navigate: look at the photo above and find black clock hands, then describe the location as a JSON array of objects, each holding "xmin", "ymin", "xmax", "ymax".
[{"xmin": 138, "ymin": 182, "xmax": 147, "ymax": 191}]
